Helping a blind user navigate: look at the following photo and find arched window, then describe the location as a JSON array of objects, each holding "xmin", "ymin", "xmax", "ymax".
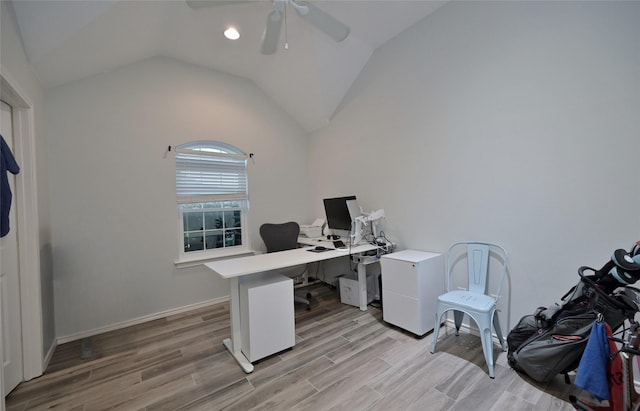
[{"xmin": 175, "ymin": 141, "xmax": 249, "ymax": 263}]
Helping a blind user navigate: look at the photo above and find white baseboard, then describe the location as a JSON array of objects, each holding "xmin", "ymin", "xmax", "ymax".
[
  {"xmin": 42, "ymin": 339, "xmax": 57, "ymax": 374},
  {"xmin": 56, "ymin": 296, "xmax": 229, "ymax": 345}
]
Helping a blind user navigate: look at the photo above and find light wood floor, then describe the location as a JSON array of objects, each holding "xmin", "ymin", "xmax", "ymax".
[{"xmin": 7, "ymin": 284, "xmax": 585, "ymax": 410}]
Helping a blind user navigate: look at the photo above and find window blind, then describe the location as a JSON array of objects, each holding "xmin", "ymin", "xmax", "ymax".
[{"xmin": 175, "ymin": 148, "xmax": 248, "ymax": 204}]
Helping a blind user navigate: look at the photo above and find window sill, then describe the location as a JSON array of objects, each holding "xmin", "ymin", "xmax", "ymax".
[{"xmin": 174, "ymin": 249, "xmax": 256, "ymax": 269}]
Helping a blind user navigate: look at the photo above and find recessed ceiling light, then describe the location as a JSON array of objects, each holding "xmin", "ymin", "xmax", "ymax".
[{"xmin": 224, "ymin": 27, "xmax": 240, "ymax": 40}]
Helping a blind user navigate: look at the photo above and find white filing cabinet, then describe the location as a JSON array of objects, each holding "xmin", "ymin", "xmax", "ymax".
[
  {"xmin": 239, "ymin": 272, "xmax": 295, "ymax": 362},
  {"xmin": 380, "ymin": 250, "xmax": 444, "ymax": 336}
]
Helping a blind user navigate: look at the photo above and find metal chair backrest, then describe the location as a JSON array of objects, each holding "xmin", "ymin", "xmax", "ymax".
[
  {"xmin": 446, "ymin": 241, "xmax": 509, "ymax": 300},
  {"xmin": 468, "ymin": 243, "xmax": 490, "ymax": 294}
]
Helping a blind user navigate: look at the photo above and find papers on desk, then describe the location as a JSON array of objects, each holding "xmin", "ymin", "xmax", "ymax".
[
  {"xmin": 311, "ymin": 218, "xmax": 325, "ymax": 227},
  {"xmin": 300, "ymin": 218, "xmax": 325, "ymax": 238}
]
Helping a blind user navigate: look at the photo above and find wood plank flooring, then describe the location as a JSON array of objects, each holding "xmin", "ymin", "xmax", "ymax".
[{"xmin": 7, "ymin": 284, "xmax": 588, "ymax": 410}]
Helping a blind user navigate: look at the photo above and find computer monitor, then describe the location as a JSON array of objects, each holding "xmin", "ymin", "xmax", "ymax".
[{"xmin": 323, "ymin": 196, "xmax": 356, "ymax": 234}]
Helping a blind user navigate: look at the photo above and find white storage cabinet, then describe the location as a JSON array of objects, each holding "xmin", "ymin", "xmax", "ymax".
[
  {"xmin": 239, "ymin": 272, "xmax": 295, "ymax": 362},
  {"xmin": 380, "ymin": 250, "xmax": 444, "ymax": 336}
]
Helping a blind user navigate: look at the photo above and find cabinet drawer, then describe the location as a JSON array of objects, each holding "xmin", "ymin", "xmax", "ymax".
[
  {"xmin": 380, "ymin": 258, "xmax": 419, "ymax": 297},
  {"xmin": 240, "ymin": 273, "xmax": 295, "ymax": 362},
  {"xmin": 382, "ymin": 290, "xmax": 422, "ymax": 334}
]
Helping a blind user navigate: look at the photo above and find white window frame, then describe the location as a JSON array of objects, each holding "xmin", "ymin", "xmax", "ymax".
[{"xmin": 174, "ymin": 140, "xmax": 251, "ymax": 267}]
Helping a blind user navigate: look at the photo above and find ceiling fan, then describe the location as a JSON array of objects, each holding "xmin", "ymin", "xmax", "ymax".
[{"xmin": 185, "ymin": 0, "xmax": 350, "ymax": 55}]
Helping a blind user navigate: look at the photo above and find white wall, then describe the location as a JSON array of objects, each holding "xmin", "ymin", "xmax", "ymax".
[
  {"xmin": 22, "ymin": 0, "xmax": 640, "ymax": 342},
  {"xmin": 45, "ymin": 56, "xmax": 311, "ymax": 339},
  {"xmin": 309, "ymin": 1, "xmax": 640, "ymax": 329}
]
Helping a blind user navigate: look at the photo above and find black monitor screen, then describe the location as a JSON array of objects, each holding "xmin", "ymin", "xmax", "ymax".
[{"xmin": 323, "ymin": 196, "xmax": 356, "ymax": 231}]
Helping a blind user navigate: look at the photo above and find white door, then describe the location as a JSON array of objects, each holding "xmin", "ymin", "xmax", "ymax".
[{"xmin": 0, "ymin": 100, "xmax": 23, "ymax": 394}]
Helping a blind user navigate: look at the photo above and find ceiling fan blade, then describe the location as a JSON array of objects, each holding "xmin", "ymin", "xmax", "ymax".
[
  {"xmin": 185, "ymin": 0, "xmax": 252, "ymax": 10},
  {"xmin": 293, "ymin": 1, "xmax": 349, "ymax": 42},
  {"xmin": 261, "ymin": 10, "xmax": 283, "ymax": 55}
]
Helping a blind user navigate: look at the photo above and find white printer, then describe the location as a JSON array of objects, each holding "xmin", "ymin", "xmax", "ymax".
[{"xmin": 299, "ymin": 218, "xmax": 324, "ymax": 238}]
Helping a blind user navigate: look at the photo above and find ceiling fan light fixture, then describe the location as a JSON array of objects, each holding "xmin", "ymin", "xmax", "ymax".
[
  {"xmin": 189, "ymin": 0, "xmax": 349, "ymax": 54},
  {"xmin": 288, "ymin": 0, "xmax": 309, "ymax": 15},
  {"xmin": 223, "ymin": 26, "xmax": 240, "ymax": 40}
]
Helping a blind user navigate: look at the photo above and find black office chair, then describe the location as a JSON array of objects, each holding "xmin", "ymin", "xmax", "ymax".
[{"xmin": 259, "ymin": 222, "xmax": 312, "ymax": 310}]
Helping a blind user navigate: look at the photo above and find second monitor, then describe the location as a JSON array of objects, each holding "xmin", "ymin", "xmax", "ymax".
[{"xmin": 323, "ymin": 196, "xmax": 358, "ymax": 238}]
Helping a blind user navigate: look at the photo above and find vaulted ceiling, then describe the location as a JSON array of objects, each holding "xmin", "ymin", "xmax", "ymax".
[{"xmin": 10, "ymin": 0, "xmax": 446, "ymax": 132}]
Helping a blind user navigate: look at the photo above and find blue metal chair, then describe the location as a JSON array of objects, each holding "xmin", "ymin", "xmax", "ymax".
[{"xmin": 430, "ymin": 241, "xmax": 509, "ymax": 378}]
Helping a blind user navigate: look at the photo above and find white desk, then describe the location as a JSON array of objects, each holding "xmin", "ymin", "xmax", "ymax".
[
  {"xmin": 205, "ymin": 241, "xmax": 378, "ymax": 373},
  {"xmin": 297, "ymin": 237, "xmax": 381, "ymax": 310}
]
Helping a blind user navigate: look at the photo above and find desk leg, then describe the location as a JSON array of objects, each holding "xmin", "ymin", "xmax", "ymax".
[
  {"xmin": 224, "ymin": 277, "xmax": 254, "ymax": 373},
  {"xmin": 357, "ymin": 262, "xmax": 368, "ymax": 311}
]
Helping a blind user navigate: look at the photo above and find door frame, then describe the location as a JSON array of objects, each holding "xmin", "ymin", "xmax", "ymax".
[{"xmin": 0, "ymin": 68, "xmax": 45, "ymax": 390}]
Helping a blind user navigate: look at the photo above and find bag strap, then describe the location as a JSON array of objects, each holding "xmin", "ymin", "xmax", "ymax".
[{"xmin": 579, "ymin": 267, "xmax": 634, "ymax": 313}]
